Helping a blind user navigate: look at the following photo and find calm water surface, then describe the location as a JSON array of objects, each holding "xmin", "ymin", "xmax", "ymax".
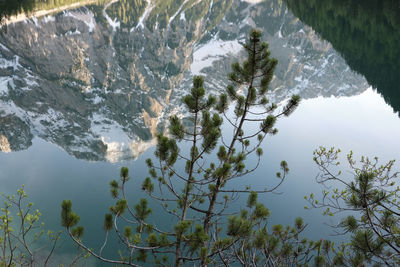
[{"xmin": 0, "ymin": 0, "xmax": 399, "ymax": 264}]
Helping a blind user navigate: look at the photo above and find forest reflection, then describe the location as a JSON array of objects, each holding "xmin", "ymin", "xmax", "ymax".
[
  {"xmin": 285, "ymin": 0, "xmax": 400, "ymax": 115},
  {"xmin": 0, "ymin": 0, "xmax": 102, "ymax": 24},
  {"xmin": 0, "ymin": 0, "xmax": 35, "ymax": 23}
]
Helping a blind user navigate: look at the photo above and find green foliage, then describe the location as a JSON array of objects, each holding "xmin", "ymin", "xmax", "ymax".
[
  {"xmin": 105, "ymin": 0, "xmax": 147, "ymax": 28},
  {"xmin": 103, "ymin": 214, "xmax": 113, "ymax": 231},
  {"xmin": 109, "ymin": 179, "xmax": 119, "ymax": 198},
  {"xmin": 314, "ymin": 255, "xmax": 326, "ymax": 267},
  {"xmin": 295, "ymin": 217, "xmax": 304, "ymax": 230},
  {"xmin": 155, "ymin": 133, "xmax": 178, "ymax": 165},
  {"xmin": 253, "ymin": 203, "xmax": 270, "ymax": 219},
  {"xmin": 169, "ymin": 115, "xmax": 185, "ymax": 140},
  {"xmin": 136, "ymin": 249, "xmax": 147, "ymax": 262},
  {"xmin": 247, "ymin": 191, "xmax": 258, "ymax": 208},
  {"xmin": 35, "ymin": 0, "xmax": 96, "ymax": 11},
  {"xmin": 120, "ymin": 166, "xmax": 129, "ymax": 182},
  {"xmin": 146, "ymin": 0, "xmax": 186, "ymax": 30},
  {"xmin": 146, "ymin": 233, "xmax": 158, "ymax": 247},
  {"xmin": 141, "ymin": 177, "xmax": 154, "ymax": 193},
  {"xmin": 260, "ymin": 115, "xmax": 276, "ymax": 134},
  {"xmin": 71, "ymin": 226, "xmax": 84, "ymax": 238},
  {"xmin": 61, "ymin": 200, "xmax": 80, "ymax": 228},
  {"xmin": 227, "ymin": 216, "xmax": 252, "ymax": 237},
  {"xmin": 0, "ymin": 187, "xmax": 61, "ymax": 266},
  {"xmin": 187, "ymin": 225, "xmax": 209, "ymax": 253},
  {"xmin": 110, "ymin": 199, "xmax": 127, "ymax": 215},
  {"xmin": 134, "ymin": 198, "xmax": 151, "ymax": 221},
  {"xmin": 310, "ymin": 146, "xmax": 400, "ymax": 265}
]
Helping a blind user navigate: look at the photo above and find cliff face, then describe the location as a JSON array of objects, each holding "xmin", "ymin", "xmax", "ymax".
[{"xmin": 0, "ymin": 0, "xmax": 368, "ymax": 161}]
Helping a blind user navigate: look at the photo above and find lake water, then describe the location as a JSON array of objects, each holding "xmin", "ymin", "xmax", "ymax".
[{"xmin": 0, "ymin": 0, "xmax": 399, "ymax": 265}]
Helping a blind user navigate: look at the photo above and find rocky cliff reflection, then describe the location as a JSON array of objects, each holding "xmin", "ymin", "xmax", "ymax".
[{"xmin": 0, "ymin": 0, "xmax": 369, "ymax": 161}]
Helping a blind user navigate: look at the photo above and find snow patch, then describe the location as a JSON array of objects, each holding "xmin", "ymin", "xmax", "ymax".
[
  {"xmin": 0, "ymin": 101, "xmax": 69, "ymax": 137},
  {"xmin": 91, "ymin": 95, "xmax": 103, "ymax": 104},
  {"xmin": 191, "ymin": 38, "xmax": 243, "ymax": 75},
  {"xmin": 180, "ymin": 12, "xmax": 186, "ymax": 21},
  {"xmin": 0, "ymin": 43, "xmax": 10, "ymax": 52},
  {"xmin": 21, "ymin": 72, "xmax": 39, "ymax": 91},
  {"xmin": 0, "ymin": 55, "xmax": 21, "ymax": 71},
  {"xmin": 91, "ymin": 113, "xmax": 131, "ymax": 145},
  {"xmin": 104, "ymin": 15, "xmax": 120, "ymax": 31},
  {"xmin": 90, "ymin": 113, "xmax": 154, "ymax": 162},
  {"xmin": 0, "ymin": 54, "xmax": 38, "ymax": 93},
  {"xmin": 43, "ymin": 16, "xmax": 55, "ymax": 23},
  {"xmin": 65, "ymin": 10, "xmax": 96, "ymax": 32},
  {"xmin": 31, "ymin": 17, "xmax": 40, "ymax": 27},
  {"xmin": 303, "ymin": 64, "xmax": 314, "ymax": 71},
  {"xmin": 337, "ymin": 83, "xmax": 351, "ymax": 94},
  {"xmin": 0, "ymin": 77, "xmax": 11, "ymax": 96},
  {"xmin": 144, "ymin": 65, "xmax": 154, "ymax": 78},
  {"xmin": 66, "ymin": 29, "xmax": 81, "ymax": 35},
  {"xmin": 241, "ymin": 0, "xmax": 264, "ymax": 3},
  {"xmin": 277, "ymin": 9, "xmax": 287, "ymax": 38}
]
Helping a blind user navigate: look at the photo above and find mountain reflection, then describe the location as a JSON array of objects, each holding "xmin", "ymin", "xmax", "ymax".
[
  {"xmin": 0, "ymin": 0, "xmax": 369, "ymax": 161},
  {"xmin": 285, "ymin": 0, "xmax": 400, "ymax": 115}
]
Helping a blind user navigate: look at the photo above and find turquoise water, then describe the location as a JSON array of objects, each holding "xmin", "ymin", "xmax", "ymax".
[{"xmin": 1, "ymin": 88, "xmax": 399, "ymax": 265}]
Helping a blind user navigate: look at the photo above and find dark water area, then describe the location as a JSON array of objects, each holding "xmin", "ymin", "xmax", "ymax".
[
  {"xmin": 285, "ymin": 0, "xmax": 400, "ymax": 114},
  {"xmin": 0, "ymin": 0, "xmax": 399, "ymax": 265},
  {"xmin": 0, "ymin": 0, "xmax": 35, "ymax": 23}
]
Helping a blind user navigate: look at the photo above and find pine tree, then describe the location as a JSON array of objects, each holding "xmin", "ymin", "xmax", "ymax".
[
  {"xmin": 308, "ymin": 147, "xmax": 400, "ymax": 266},
  {"xmin": 61, "ymin": 29, "xmax": 311, "ymax": 266}
]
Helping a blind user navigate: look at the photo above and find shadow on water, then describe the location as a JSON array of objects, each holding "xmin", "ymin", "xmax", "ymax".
[{"xmin": 285, "ymin": 0, "xmax": 400, "ymax": 115}]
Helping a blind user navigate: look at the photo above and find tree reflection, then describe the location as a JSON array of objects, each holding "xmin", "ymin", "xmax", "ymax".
[
  {"xmin": 0, "ymin": 0, "xmax": 35, "ymax": 24},
  {"xmin": 285, "ymin": 0, "xmax": 400, "ymax": 115}
]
